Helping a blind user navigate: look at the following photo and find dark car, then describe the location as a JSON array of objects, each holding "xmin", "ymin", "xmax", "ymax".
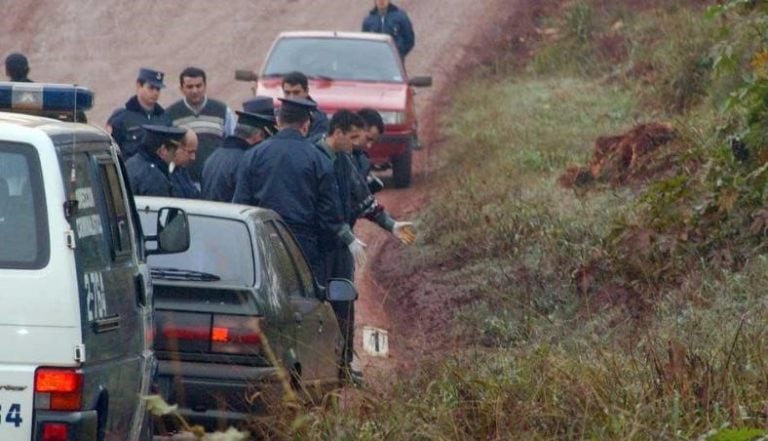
[
  {"xmin": 237, "ymin": 31, "xmax": 432, "ymax": 188},
  {"xmin": 135, "ymin": 196, "xmax": 354, "ymax": 430}
]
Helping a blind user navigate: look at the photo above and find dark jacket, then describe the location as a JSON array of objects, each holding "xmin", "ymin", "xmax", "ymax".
[
  {"xmin": 201, "ymin": 136, "xmax": 250, "ymax": 202},
  {"xmin": 170, "ymin": 166, "xmax": 201, "ymax": 199},
  {"xmin": 308, "ymin": 97, "xmax": 329, "ymax": 144},
  {"xmin": 125, "ymin": 149, "xmax": 172, "ymax": 197},
  {"xmin": 232, "ymin": 128, "xmax": 352, "ymax": 276},
  {"xmin": 361, "ymin": 3, "xmax": 415, "ymax": 59},
  {"xmin": 107, "ymin": 96, "xmax": 168, "ymax": 158}
]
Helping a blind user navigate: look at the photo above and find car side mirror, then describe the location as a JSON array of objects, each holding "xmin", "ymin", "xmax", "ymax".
[
  {"xmin": 326, "ymin": 278, "xmax": 358, "ymax": 302},
  {"xmin": 408, "ymin": 76, "xmax": 432, "ymax": 88},
  {"xmin": 146, "ymin": 207, "xmax": 190, "ymax": 255},
  {"xmin": 235, "ymin": 69, "xmax": 259, "ymax": 82}
]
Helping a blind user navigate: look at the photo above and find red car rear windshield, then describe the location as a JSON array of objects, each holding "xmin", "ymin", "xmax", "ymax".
[{"xmin": 263, "ymin": 37, "xmax": 404, "ymax": 83}]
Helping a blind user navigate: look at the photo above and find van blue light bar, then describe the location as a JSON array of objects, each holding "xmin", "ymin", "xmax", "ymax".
[{"xmin": 0, "ymin": 82, "xmax": 93, "ymax": 113}]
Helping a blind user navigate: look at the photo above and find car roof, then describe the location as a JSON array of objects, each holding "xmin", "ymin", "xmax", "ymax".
[
  {"xmin": 134, "ymin": 196, "xmax": 280, "ymax": 223},
  {"xmin": 277, "ymin": 30, "xmax": 392, "ymax": 42},
  {"xmin": 0, "ymin": 111, "xmax": 110, "ymax": 142}
]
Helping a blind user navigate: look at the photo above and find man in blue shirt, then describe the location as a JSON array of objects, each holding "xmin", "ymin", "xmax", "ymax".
[{"xmin": 362, "ymin": 0, "xmax": 415, "ymax": 60}]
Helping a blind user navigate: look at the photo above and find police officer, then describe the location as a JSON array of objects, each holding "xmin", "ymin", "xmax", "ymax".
[
  {"xmin": 165, "ymin": 67, "xmax": 236, "ymax": 184},
  {"xmin": 362, "ymin": 0, "xmax": 415, "ymax": 61},
  {"xmin": 4, "ymin": 53, "xmax": 32, "ymax": 82},
  {"xmin": 201, "ymin": 96, "xmax": 276, "ymax": 202},
  {"xmin": 282, "ymin": 71, "xmax": 329, "ymax": 143},
  {"xmin": 169, "ymin": 130, "xmax": 202, "ymax": 199},
  {"xmin": 232, "ymin": 97, "xmax": 365, "ymax": 280},
  {"xmin": 107, "ymin": 68, "xmax": 169, "ymax": 158},
  {"xmin": 125, "ymin": 124, "xmax": 186, "ymax": 197}
]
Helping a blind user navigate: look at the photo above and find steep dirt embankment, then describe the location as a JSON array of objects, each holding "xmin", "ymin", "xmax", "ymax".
[{"xmin": 1, "ymin": 0, "xmax": 521, "ymax": 383}]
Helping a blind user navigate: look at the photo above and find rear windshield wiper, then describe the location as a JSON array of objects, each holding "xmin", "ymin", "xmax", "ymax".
[{"xmin": 151, "ymin": 267, "xmax": 221, "ymax": 282}]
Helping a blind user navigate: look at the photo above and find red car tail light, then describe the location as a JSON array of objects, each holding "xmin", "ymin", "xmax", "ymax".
[
  {"xmin": 41, "ymin": 422, "xmax": 69, "ymax": 441},
  {"xmin": 211, "ymin": 315, "xmax": 262, "ymax": 355},
  {"xmin": 35, "ymin": 369, "xmax": 82, "ymax": 411}
]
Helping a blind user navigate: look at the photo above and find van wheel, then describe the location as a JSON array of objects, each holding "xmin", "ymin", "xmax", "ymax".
[{"xmin": 391, "ymin": 147, "xmax": 412, "ymax": 188}]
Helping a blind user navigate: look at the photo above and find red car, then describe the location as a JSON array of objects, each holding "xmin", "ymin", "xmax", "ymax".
[{"xmin": 238, "ymin": 31, "xmax": 431, "ymax": 188}]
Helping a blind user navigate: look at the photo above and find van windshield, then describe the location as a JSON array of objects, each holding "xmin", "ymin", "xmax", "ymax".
[
  {"xmin": 263, "ymin": 37, "xmax": 404, "ymax": 83},
  {"xmin": 0, "ymin": 142, "xmax": 49, "ymax": 269},
  {"xmin": 141, "ymin": 213, "xmax": 256, "ymax": 287}
]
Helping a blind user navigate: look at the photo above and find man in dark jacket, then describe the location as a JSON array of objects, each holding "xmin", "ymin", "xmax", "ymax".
[
  {"xmin": 232, "ymin": 97, "xmax": 365, "ymax": 280},
  {"xmin": 282, "ymin": 71, "xmax": 329, "ymax": 143},
  {"xmin": 169, "ymin": 130, "xmax": 201, "ymax": 199},
  {"xmin": 125, "ymin": 125, "xmax": 186, "ymax": 197},
  {"xmin": 362, "ymin": 0, "xmax": 415, "ymax": 60},
  {"xmin": 202, "ymin": 96, "xmax": 276, "ymax": 202},
  {"xmin": 165, "ymin": 67, "xmax": 235, "ymax": 185},
  {"xmin": 107, "ymin": 68, "xmax": 169, "ymax": 158}
]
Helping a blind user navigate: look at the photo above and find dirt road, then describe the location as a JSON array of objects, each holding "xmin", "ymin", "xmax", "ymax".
[{"xmin": 1, "ymin": 0, "xmax": 514, "ymax": 383}]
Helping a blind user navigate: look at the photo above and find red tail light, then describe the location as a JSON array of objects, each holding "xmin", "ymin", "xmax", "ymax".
[
  {"xmin": 35, "ymin": 369, "xmax": 82, "ymax": 411},
  {"xmin": 41, "ymin": 422, "xmax": 69, "ymax": 441},
  {"xmin": 211, "ymin": 315, "xmax": 262, "ymax": 354}
]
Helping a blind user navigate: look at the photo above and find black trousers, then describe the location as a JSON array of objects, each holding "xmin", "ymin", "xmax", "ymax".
[{"xmin": 325, "ymin": 246, "xmax": 355, "ymax": 366}]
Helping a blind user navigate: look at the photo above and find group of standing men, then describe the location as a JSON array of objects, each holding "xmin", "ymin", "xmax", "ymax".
[{"xmin": 4, "ymin": 0, "xmax": 417, "ymax": 381}]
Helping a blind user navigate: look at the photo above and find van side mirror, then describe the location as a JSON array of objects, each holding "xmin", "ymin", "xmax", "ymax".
[
  {"xmin": 146, "ymin": 207, "xmax": 190, "ymax": 255},
  {"xmin": 326, "ymin": 278, "xmax": 357, "ymax": 302},
  {"xmin": 235, "ymin": 69, "xmax": 259, "ymax": 82},
  {"xmin": 408, "ymin": 76, "xmax": 432, "ymax": 88}
]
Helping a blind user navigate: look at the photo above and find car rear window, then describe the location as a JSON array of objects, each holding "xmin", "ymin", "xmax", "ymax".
[
  {"xmin": 264, "ymin": 37, "xmax": 404, "ymax": 83},
  {"xmin": 142, "ymin": 213, "xmax": 257, "ymax": 286},
  {"xmin": 0, "ymin": 141, "xmax": 49, "ymax": 269}
]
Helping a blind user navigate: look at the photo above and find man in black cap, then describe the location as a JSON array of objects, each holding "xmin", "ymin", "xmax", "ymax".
[
  {"xmin": 5, "ymin": 53, "xmax": 32, "ymax": 82},
  {"xmin": 282, "ymin": 71, "xmax": 329, "ymax": 144},
  {"xmin": 107, "ymin": 68, "xmax": 169, "ymax": 158},
  {"xmin": 125, "ymin": 124, "xmax": 186, "ymax": 197},
  {"xmin": 232, "ymin": 97, "xmax": 366, "ymax": 280},
  {"xmin": 201, "ymin": 96, "xmax": 276, "ymax": 202},
  {"xmin": 165, "ymin": 67, "xmax": 236, "ymax": 185}
]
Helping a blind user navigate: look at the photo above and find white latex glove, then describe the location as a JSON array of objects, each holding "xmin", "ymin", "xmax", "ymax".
[
  {"xmin": 392, "ymin": 221, "xmax": 416, "ymax": 245},
  {"xmin": 348, "ymin": 238, "xmax": 367, "ymax": 269}
]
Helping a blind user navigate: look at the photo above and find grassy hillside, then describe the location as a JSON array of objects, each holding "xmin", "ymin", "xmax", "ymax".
[{"xmin": 242, "ymin": 1, "xmax": 768, "ymax": 439}]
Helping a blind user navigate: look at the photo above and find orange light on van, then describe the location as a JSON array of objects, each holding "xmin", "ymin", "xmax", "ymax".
[
  {"xmin": 211, "ymin": 327, "xmax": 229, "ymax": 343},
  {"xmin": 35, "ymin": 369, "xmax": 82, "ymax": 411}
]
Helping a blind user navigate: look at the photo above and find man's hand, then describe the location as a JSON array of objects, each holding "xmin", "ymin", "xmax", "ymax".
[
  {"xmin": 392, "ymin": 221, "xmax": 416, "ymax": 245},
  {"xmin": 348, "ymin": 238, "xmax": 367, "ymax": 269}
]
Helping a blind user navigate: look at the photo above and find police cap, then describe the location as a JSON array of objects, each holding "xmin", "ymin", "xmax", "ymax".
[
  {"xmin": 243, "ymin": 96, "xmax": 275, "ymax": 116},
  {"xmin": 137, "ymin": 68, "xmax": 166, "ymax": 89},
  {"xmin": 141, "ymin": 124, "xmax": 185, "ymax": 151},
  {"xmin": 277, "ymin": 97, "xmax": 316, "ymax": 122}
]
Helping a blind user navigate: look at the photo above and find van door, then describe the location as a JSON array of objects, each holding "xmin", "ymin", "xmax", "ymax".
[{"xmin": 60, "ymin": 148, "xmax": 147, "ymax": 440}]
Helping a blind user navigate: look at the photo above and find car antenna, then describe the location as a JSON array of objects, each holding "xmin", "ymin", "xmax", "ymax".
[{"xmin": 63, "ymin": 85, "xmax": 79, "ymax": 221}]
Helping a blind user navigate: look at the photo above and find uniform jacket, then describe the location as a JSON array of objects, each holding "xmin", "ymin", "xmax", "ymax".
[
  {"xmin": 170, "ymin": 166, "xmax": 201, "ymax": 199},
  {"xmin": 165, "ymin": 97, "xmax": 232, "ymax": 183},
  {"xmin": 125, "ymin": 149, "xmax": 172, "ymax": 197},
  {"xmin": 232, "ymin": 128, "xmax": 352, "ymax": 244},
  {"xmin": 107, "ymin": 96, "xmax": 168, "ymax": 158},
  {"xmin": 201, "ymin": 136, "xmax": 250, "ymax": 202},
  {"xmin": 361, "ymin": 3, "xmax": 415, "ymax": 59},
  {"xmin": 308, "ymin": 98, "xmax": 330, "ymax": 144}
]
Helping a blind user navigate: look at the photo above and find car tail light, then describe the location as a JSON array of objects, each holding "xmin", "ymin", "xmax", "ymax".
[
  {"xmin": 41, "ymin": 422, "xmax": 69, "ymax": 441},
  {"xmin": 211, "ymin": 315, "xmax": 262, "ymax": 355},
  {"xmin": 35, "ymin": 369, "xmax": 82, "ymax": 411}
]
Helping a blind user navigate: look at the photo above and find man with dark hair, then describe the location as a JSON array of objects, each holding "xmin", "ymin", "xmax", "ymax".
[
  {"xmin": 107, "ymin": 68, "xmax": 169, "ymax": 158},
  {"xmin": 165, "ymin": 66, "xmax": 235, "ymax": 185},
  {"xmin": 232, "ymin": 98, "xmax": 365, "ymax": 280},
  {"xmin": 362, "ymin": 0, "xmax": 415, "ymax": 61},
  {"xmin": 202, "ymin": 96, "xmax": 276, "ymax": 202},
  {"xmin": 5, "ymin": 53, "xmax": 31, "ymax": 82},
  {"xmin": 281, "ymin": 71, "xmax": 329, "ymax": 143},
  {"xmin": 354, "ymin": 107, "xmax": 385, "ymax": 178},
  {"xmin": 125, "ymin": 124, "xmax": 186, "ymax": 197}
]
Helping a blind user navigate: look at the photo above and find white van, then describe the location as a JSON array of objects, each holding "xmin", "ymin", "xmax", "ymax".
[{"xmin": 0, "ymin": 83, "xmax": 189, "ymax": 441}]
